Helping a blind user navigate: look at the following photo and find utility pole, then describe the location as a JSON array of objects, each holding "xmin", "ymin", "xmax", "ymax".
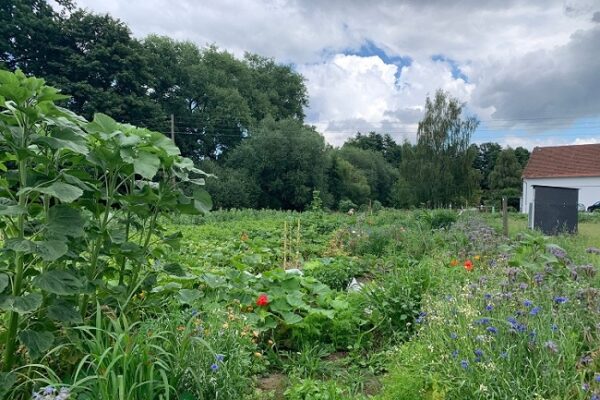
[{"xmin": 170, "ymin": 114, "xmax": 175, "ymax": 143}]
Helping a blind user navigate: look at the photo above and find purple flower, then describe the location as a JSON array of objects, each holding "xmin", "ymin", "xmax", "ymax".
[
  {"xmin": 519, "ymin": 282, "xmax": 528, "ymax": 291},
  {"xmin": 551, "ymin": 324, "xmax": 558, "ymax": 332},
  {"xmin": 215, "ymin": 354, "xmax": 225, "ymax": 362},
  {"xmin": 484, "ymin": 293, "xmax": 492, "ymax": 300},
  {"xmin": 474, "ymin": 349, "xmax": 484, "ymax": 357},
  {"xmin": 523, "ymin": 299, "xmax": 533, "ymax": 308},
  {"xmin": 450, "ymin": 332, "xmax": 458, "ymax": 339},
  {"xmin": 486, "ymin": 326, "xmax": 498, "ymax": 334},
  {"xmin": 460, "ymin": 359, "xmax": 469, "ymax": 369},
  {"xmin": 210, "ymin": 363, "xmax": 219, "ymax": 372},
  {"xmin": 500, "ymin": 351, "xmax": 508, "ymax": 359},
  {"xmin": 452, "ymin": 349, "xmax": 459, "ymax": 358},
  {"xmin": 554, "ymin": 296, "xmax": 568, "ymax": 304},
  {"xmin": 529, "ymin": 306, "xmax": 541, "ymax": 316},
  {"xmin": 595, "ymin": 374, "xmax": 600, "ymax": 383},
  {"xmin": 475, "ymin": 318, "xmax": 491, "ymax": 326},
  {"xmin": 534, "ymin": 273, "xmax": 544, "ymax": 284},
  {"xmin": 416, "ymin": 311, "xmax": 427, "ymax": 323},
  {"xmin": 43, "ymin": 386, "xmax": 56, "ymax": 395},
  {"xmin": 591, "ymin": 393, "xmax": 600, "ymax": 400},
  {"xmin": 582, "ymin": 383, "xmax": 590, "ymax": 391},
  {"xmin": 485, "ymin": 304, "xmax": 494, "ymax": 311}
]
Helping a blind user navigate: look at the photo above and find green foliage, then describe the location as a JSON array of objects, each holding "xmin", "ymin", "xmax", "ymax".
[
  {"xmin": 225, "ymin": 118, "xmax": 329, "ymax": 210},
  {"xmin": 0, "ymin": 70, "xmax": 209, "ymax": 375},
  {"xmin": 303, "ymin": 257, "xmax": 367, "ymax": 291},
  {"xmin": 400, "ymin": 90, "xmax": 480, "ymax": 207},
  {"xmin": 489, "ymin": 147, "xmax": 523, "ymax": 199},
  {"xmin": 284, "ymin": 378, "xmax": 345, "ymax": 400}
]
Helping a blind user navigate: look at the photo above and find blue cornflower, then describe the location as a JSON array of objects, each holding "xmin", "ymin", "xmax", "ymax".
[
  {"xmin": 43, "ymin": 386, "xmax": 55, "ymax": 395},
  {"xmin": 485, "ymin": 304, "xmax": 494, "ymax": 311},
  {"xmin": 451, "ymin": 349, "xmax": 459, "ymax": 358},
  {"xmin": 474, "ymin": 349, "xmax": 484, "ymax": 357},
  {"xmin": 591, "ymin": 394, "xmax": 600, "ymax": 400},
  {"xmin": 475, "ymin": 318, "xmax": 490, "ymax": 326},
  {"xmin": 523, "ymin": 299, "xmax": 533, "ymax": 308},
  {"xmin": 519, "ymin": 283, "xmax": 528, "ymax": 291},
  {"xmin": 210, "ymin": 363, "xmax": 219, "ymax": 372},
  {"xmin": 500, "ymin": 351, "xmax": 508, "ymax": 359},
  {"xmin": 416, "ymin": 311, "xmax": 427, "ymax": 323},
  {"xmin": 534, "ymin": 273, "xmax": 544, "ymax": 284},
  {"xmin": 529, "ymin": 306, "xmax": 541, "ymax": 316},
  {"xmin": 191, "ymin": 309, "xmax": 198, "ymax": 316},
  {"xmin": 450, "ymin": 332, "xmax": 458, "ymax": 339},
  {"xmin": 486, "ymin": 326, "xmax": 498, "ymax": 334},
  {"xmin": 507, "ymin": 317, "xmax": 517, "ymax": 325},
  {"xmin": 529, "ymin": 330, "xmax": 537, "ymax": 339},
  {"xmin": 484, "ymin": 293, "xmax": 492, "ymax": 300},
  {"xmin": 595, "ymin": 374, "xmax": 600, "ymax": 383},
  {"xmin": 554, "ymin": 296, "xmax": 568, "ymax": 304},
  {"xmin": 460, "ymin": 359, "xmax": 469, "ymax": 369},
  {"xmin": 215, "ymin": 354, "xmax": 225, "ymax": 362},
  {"xmin": 445, "ymin": 295, "xmax": 453, "ymax": 301},
  {"xmin": 551, "ymin": 324, "xmax": 558, "ymax": 332}
]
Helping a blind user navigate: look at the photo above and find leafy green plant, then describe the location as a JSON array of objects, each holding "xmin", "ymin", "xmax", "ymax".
[{"xmin": 0, "ymin": 70, "xmax": 210, "ymax": 380}]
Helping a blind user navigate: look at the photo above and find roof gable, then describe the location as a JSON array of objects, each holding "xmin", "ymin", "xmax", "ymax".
[{"xmin": 522, "ymin": 143, "xmax": 600, "ymax": 179}]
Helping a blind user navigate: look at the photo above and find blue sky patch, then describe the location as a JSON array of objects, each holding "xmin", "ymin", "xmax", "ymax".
[{"xmin": 431, "ymin": 54, "xmax": 468, "ymax": 82}]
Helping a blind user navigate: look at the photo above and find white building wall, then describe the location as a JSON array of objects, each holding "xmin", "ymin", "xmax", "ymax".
[{"xmin": 521, "ymin": 176, "xmax": 600, "ymax": 213}]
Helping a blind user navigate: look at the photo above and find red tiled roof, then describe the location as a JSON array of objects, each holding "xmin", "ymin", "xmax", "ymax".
[{"xmin": 522, "ymin": 143, "xmax": 600, "ymax": 179}]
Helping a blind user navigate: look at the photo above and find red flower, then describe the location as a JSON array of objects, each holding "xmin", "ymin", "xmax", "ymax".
[
  {"xmin": 464, "ymin": 260, "xmax": 473, "ymax": 271},
  {"xmin": 256, "ymin": 293, "xmax": 269, "ymax": 307}
]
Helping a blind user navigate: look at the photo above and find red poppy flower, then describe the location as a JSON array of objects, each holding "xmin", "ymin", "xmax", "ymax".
[
  {"xmin": 256, "ymin": 293, "xmax": 269, "ymax": 307},
  {"xmin": 464, "ymin": 260, "xmax": 473, "ymax": 271}
]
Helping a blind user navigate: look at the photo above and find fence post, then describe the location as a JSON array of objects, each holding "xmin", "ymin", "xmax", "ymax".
[{"xmin": 502, "ymin": 197, "xmax": 509, "ymax": 237}]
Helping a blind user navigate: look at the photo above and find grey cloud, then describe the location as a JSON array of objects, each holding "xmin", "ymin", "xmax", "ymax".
[
  {"xmin": 383, "ymin": 108, "xmax": 423, "ymax": 124},
  {"xmin": 473, "ymin": 26, "xmax": 600, "ymax": 126},
  {"xmin": 593, "ymin": 11, "xmax": 600, "ymax": 22}
]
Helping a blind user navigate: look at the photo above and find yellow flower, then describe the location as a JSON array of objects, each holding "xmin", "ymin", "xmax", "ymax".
[
  {"xmin": 222, "ymin": 322, "xmax": 229, "ymax": 329},
  {"xmin": 474, "ymin": 255, "xmax": 481, "ymax": 260},
  {"xmin": 254, "ymin": 352, "xmax": 262, "ymax": 358}
]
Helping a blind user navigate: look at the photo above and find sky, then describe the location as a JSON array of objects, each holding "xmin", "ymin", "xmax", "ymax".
[{"xmin": 74, "ymin": 0, "xmax": 600, "ymax": 148}]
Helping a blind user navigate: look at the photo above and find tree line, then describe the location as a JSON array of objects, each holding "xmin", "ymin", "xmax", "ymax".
[{"xmin": 1, "ymin": 0, "xmax": 529, "ymax": 211}]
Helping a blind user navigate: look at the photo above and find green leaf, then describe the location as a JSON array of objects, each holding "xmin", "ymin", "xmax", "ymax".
[
  {"xmin": 0, "ymin": 273, "xmax": 8, "ymax": 293},
  {"xmin": 36, "ymin": 240, "xmax": 68, "ymax": 261},
  {"xmin": 330, "ymin": 299, "xmax": 349, "ymax": 310},
  {"xmin": 309, "ymin": 308, "xmax": 335, "ymax": 319},
  {"xmin": 177, "ymin": 289, "xmax": 203, "ymax": 304},
  {"xmin": 47, "ymin": 205, "xmax": 84, "ymax": 238},
  {"xmin": 36, "ymin": 182, "xmax": 83, "ymax": 203},
  {"xmin": 19, "ymin": 330, "xmax": 54, "ymax": 359},
  {"xmin": 4, "ymin": 238, "xmax": 37, "ymax": 254},
  {"xmin": 87, "ymin": 113, "xmax": 118, "ymax": 134},
  {"xmin": 33, "ymin": 270, "xmax": 82, "ymax": 295},
  {"xmin": 134, "ymin": 151, "xmax": 160, "ymax": 179},
  {"xmin": 47, "ymin": 300, "xmax": 82, "ymax": 324},
  {"xmin": 286, "ymin": 292, "xmax": 308, "ymax": 309},
  {"xmin": 0, "ymin": 372, "xmax": 16, "ymax": 398},
  {"xmin": 34, "ymin": 128, "xmax": 88, "ymax": 155},
  {"xmin": 202, "ymin": 273, "xmax": 226, "ymax": 289},
  {"xmin": 0, "ymin": 293, "xmax": 43, "ymax": 314},
  {"xmin": 163, "ymin": 263, "xmax": 186, "ymax": 277},
  {"xmin": 193, "ymin": 188, "xmax": 213, "ymax": 214},
  {"xmin": 281, "ymin": 311, "xmax": 303, "ymax": 325},
  {"xmin": 0, "ymin": 201, "xmax": 25, "ymax": 216}
]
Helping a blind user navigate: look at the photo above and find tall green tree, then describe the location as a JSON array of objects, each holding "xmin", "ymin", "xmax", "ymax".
[
  {"xmin": 225, "ymin": 118, "xmax": 329, "ymax": 210},
  {"xmin": 345, "ymin": 131, "xmax": 402, "ymax": 164},
  {"xmin": 489, "ymin": 148, "xmax": 523, "ymax": 199},
  {"xmin": 514, "ymin": 146, "xmax": 531, "ymax": 169},
  {"xmin": 327, "ymin": 154, "xmax": 371, "ymax": 208},
  {"xmin": 402, "ymin": 90, "xmax": 479, "ymax": 206},
  {"xmin": 472, "ymin": 142, "xmax": 502, "ymax": 192}
]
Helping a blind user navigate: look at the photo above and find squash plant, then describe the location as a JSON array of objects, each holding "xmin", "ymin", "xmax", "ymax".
[{"xmin": 0, "ymin": 70, "xmax": 210, "ymax": 375}]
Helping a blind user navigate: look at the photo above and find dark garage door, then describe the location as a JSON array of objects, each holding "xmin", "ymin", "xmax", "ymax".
[{"xmin": 533, "ymin": 186, "xmax": 578, "ymax": 235}]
